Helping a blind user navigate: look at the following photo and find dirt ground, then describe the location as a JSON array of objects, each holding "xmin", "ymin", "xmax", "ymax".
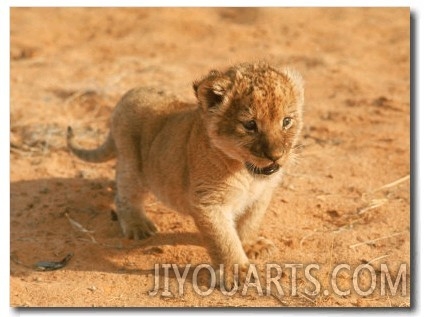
[{"xmin": 10, "ymin": 7, "xmax": 410, "ymax": 307}]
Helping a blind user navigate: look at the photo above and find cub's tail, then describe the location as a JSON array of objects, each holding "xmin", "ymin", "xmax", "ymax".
[{"xmin": 67, "ymin": 126, "xmax": 116, "ymax": 163}]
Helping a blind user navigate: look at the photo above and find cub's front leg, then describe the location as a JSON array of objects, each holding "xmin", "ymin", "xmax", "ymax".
[
  {"xmin": 236, "ymin": 190, "xmax": 277, "ymax": 261},
  {"xmin": 192, "ymin": 206, "xmax": 250, "ymax": 289}
]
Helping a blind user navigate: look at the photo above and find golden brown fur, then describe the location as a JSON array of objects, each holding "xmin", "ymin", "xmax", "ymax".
[{"xmin": 67, "ymin": 62, "xmax": 304, "ymax": 286}]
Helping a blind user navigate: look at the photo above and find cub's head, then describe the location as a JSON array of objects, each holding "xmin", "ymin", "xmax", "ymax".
[{"xmin": 193, "ymin": 62, "xmax": 304, "ymax": 176}]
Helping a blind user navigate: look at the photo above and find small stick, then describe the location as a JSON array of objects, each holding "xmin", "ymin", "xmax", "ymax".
[
  {"xmin": 298, "ymin": 292, "xmax": 315, "ymax": 304},
  {"xmin": 65, "ymin": 212, "xmax": 98, "ymax": 243},
  {"xmin": 358, "ymin": 198, "xmax": 388, "ymax": 215},
  {"xmin": 365, "ymin": 254, "xmax": 390, "ymax": 265},
  {"xmin": 300, "ymin": 232, "xmax": 318, "ymax": 248},
  {"xmin": 349, "ymin": 232, "xmax": 403, "ymax": 249},
  {"xmin": 373, "ymin": 175, "xmax": 410, "ymax": 193},
  {"xmin": 65, "ymin": 212, "xmax": 95, "ymax": 233}
]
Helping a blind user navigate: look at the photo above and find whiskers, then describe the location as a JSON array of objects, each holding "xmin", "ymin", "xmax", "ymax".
[
  {"xmin": 245, "ymin": 161, "xmax": 280, "ymax": 176},
  {"xmin": 286, "ymin": 143, "xmax": 303, "ymax": 167},
  {"xmin": 245, "ymin": 162, "xmax": 260, "ymax": 174}
]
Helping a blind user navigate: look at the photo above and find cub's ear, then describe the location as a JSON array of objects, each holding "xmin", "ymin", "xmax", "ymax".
[
  {"xmin": 193, "ymin": 70, "xmax": 232, "ymax": 109},
  {"xmin": 283, "ymin": 67, "xmax": 305, "ymax": 107}
]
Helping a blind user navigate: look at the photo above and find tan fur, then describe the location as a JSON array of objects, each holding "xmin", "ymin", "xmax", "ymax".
[{"xmin": 67, "ymin": 62, "xmax": 304, "ymax": 285}]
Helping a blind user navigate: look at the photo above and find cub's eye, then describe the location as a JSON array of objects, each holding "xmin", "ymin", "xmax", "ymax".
[
  {"xmin": 243, "ymin": 120, "xmax": 258, "ymax": 132},
  {"xmin": 282, "ymin": 117, "xmax": 293, "ymax": 129}
]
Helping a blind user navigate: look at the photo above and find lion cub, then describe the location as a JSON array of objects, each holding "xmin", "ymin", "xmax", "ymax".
[{"xmin": 67, "ymin": 62, "xmax": 304, "ymax": 283}]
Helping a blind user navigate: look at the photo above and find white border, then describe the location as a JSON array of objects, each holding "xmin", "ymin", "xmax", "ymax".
[{"xmin": 3, "ymin": 1, "xmax": 430, "ymax": 316}]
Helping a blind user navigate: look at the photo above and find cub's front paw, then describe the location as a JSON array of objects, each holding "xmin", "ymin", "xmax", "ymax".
[
  {"xmin": 243, "ymin": 237, "xmax": 276, "ymax": 260},
  {"xmin": 118, "ymin": 215, "xmax": 157, "ymax": 240},
  {"xmin": 216, "ymin": 263, "xmax": 249, "ymax": 292}
]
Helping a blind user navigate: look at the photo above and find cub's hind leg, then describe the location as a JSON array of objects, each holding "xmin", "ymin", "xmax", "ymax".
[{"xmin": 114, "ymin": 136, "xmax": 157, "ymax": 240}]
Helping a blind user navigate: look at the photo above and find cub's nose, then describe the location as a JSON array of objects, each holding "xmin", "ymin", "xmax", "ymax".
[
  {"xmin": 251, "ymin": 139, "xmax": 285, "ymax": 162},
  {"xmin": 264, "ymin": 148, "xmax": 284, "ymax": 163}
]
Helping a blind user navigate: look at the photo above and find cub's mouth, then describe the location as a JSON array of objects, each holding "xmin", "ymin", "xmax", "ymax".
[{"xmin": 245, "ymin": 162, "xmax": 280, "ymax": 176}]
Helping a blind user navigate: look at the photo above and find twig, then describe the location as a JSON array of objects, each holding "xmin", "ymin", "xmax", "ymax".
[
  {"xmin": 77, "ymin": 237, "xmax": 98, "ymax": 244},
  {"xmin": 65, "ymin": 212, "xmax": 97, "ymax": 243},
  {"xmin": 349, "ymin": 232, "xmax": 403, "ymax": 249},
  {"xmin": 64, "ymin": 89, "xmax": 97, "ymax": 105},
  {"xmin": 359, "ymin": 175, "xmax": 409, "ymax": 215},
  {"xmin": 65, "ymin": 212, "xmax": 95, "ymax": 233},
  {"xmin": 332, "ymin": 221, "xmax": 358, "ymax": 233},
  {"xmin": 298, "ymin": 292, "xmax": 315, "ymax": 304},
  {"xmin": 300, "ymin": 232, "xmax": 318, "ymax": 248},
  {"xmin": 107, "ymin": 294, "xmax": 124, "ymax": 302},
  {"xmin": 373, "ymin": 175, "xmax": 410, "ymax": 192},
  {"xmin": 365, "ymin": 254, "xmax": 390, "ymax": 265},
  {"xmin": 357, "ymin": 198, "xmax": 388, "ymax": 215}
]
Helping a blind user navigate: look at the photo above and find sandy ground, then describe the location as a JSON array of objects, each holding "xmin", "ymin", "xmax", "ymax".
[{"xmin": 10, "ymin": 7, "xmax": 410, "ymax": 307}]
